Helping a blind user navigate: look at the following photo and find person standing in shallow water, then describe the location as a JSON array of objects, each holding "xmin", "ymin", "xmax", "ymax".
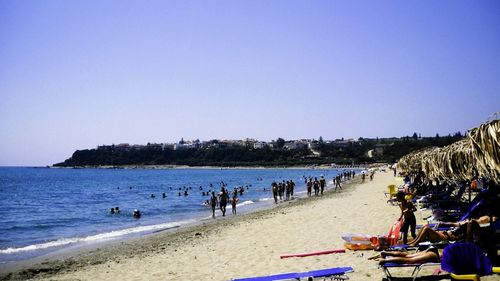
[
  {"xmin": 210, "ymin": 191, "xmax": 218, "ymax": 219},
  {"xmin": 231, "ymin": 188, "xmax": 238, "ymax": 215},
  {"xmin": 272, "ymin": 182, "xmax": 278, "ymax": 204},
  {"xmin": 313, "ymin": 177, "xmax": 320, "ymax": 196},
  {"xmin": 307, "ymin": 178, "xmax": 313, "ymax": 197},
  {"xmin": 319, "ymin": 176, "xmax": 326, "ymax": 196},
  {"xmin": 219, "ymin": 187, "xmax": 228, "ymax": 216}
]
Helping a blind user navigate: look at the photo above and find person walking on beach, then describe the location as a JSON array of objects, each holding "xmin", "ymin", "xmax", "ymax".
[
  {"xmin": 231, "ymin": 188, "xmax": 238, "ymax": 215},
  {"xmin": 210, "ymin": 192, "xmax": 218, "ymax": 219},
  {"xmin": 313, "ymin": 177, "xmax": 320, "ymax": 196},
  {"xmin": 272, "ymin": 182, "xmax": 278, "ymax": 204},
  {"xmin": 319, "ymin": 176, "xmax": 326, "ymax": 196},
  {"xmin": 285, "ymin": 181, "xmax": 291, "ymax": 201},
  {"xmin": 219, "ymin": 188, "xmax": 229, "ymax": 216},
  {"xmin": 335, "ymin": 175, "xmax": 342, "ymax": 191},
  {"xmin": 307, "ymin": 178, "xmax": 313, "ymax": 197}
]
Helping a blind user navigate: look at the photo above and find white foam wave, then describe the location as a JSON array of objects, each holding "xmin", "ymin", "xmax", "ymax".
[
  {"xmin": 258, "ymin": 197, "xmax": 271, "ymax": 201},
  {"xmin": 237, "ymin": 200, "xmax": 254, "ymax": 207},
  {"xmin": 0, "ymin": 220, "xmax": 194, "ymax": 255}
]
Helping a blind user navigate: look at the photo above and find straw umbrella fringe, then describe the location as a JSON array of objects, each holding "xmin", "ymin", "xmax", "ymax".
[{"xmin": 397, "ymin": 119, "xmax": 500, "ymax": 184}]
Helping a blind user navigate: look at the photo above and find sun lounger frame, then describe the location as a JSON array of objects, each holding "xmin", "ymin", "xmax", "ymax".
[{"xmin": 380, "ymin": 262, "xmax": 441, "ymax": 281}]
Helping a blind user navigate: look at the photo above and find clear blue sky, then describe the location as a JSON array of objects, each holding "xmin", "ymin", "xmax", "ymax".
[{"xmin": 1, "ymin": 1, "xmax": 499, "ymax": 166}]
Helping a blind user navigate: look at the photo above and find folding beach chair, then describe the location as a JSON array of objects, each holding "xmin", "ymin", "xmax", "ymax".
[{"xmin": 231, "ymin": 266, "xmax": 353, "ymax": 281}]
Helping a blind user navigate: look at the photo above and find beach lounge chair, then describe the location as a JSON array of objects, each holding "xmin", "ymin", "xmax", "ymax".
[
  {"xmin": 382, "ymin": 242, "xmax": 500, "ymax": 281},
  {"xmin": 295, "ymin": 267, "xmax": 353, "ymax": 280},
  {"xmin": 231, "ymin": 266, "xmax": 353, "ymax": 281},
  {"xmin": 380, "ymin": 262, "xmax": 442, "ymax": 281},
  {"xmin": 441, "ymin": 242, "xmax": 499, "ymax": 281}
]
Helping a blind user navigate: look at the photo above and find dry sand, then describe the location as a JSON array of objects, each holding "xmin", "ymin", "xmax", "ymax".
[{"xmin": 2, "ymin": 170, "xmax": 491, "ymax": 281}]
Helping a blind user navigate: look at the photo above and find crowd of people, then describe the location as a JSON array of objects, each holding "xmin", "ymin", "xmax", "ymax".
[
  {"xmin": 108, "ymin": 169, "xmax": 361, "ymax": 221},
  {"xmin": 271, "ymin": 180, "xmax": 296, "ymax": 203},
  {"xmin": 373, "ymin": 168, "xmax": 498, "ymax": 267}
]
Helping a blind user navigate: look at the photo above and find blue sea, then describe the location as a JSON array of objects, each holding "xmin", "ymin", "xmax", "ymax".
[{"xmin": 0, "ymin": 167, "xmax": 353, "ymax": 265}]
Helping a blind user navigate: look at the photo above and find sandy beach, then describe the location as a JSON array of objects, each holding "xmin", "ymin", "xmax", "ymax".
[{"xmin": 1, "ymin": 170, "xmax": 491, "ymax": 281}]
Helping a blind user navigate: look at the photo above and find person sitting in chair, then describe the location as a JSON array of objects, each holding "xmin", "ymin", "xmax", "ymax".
[{"xmin": 408, "ymin": 220, "xmax": 480, "ymax": 246}]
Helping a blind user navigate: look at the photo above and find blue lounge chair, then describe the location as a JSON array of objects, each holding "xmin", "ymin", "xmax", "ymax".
[
  {"xmin": 380, "ymin": 262, "xmax": 441, "ymax": 281},
  {"xmin": 231, "ymin": 272, "xmax": 298, "ymax": 281},
  {"xmin": 381, "ymin": 242, "xmax": 500, "ymax": 281},
  {"xmin": 231, "ymin": 266, "xmax": 353, "ymax": 281},
  {"xmin": 441, "ymin": 242, "xmax": 495, "ymax": 280},
  {"xmin": 296, "ymin": 267, "xmax": 353, "ymax": 280}
]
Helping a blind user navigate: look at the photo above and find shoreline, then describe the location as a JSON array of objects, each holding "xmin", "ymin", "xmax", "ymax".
[
  {"xmin": 1, "ymin": 170, "xmax": 393, "ymax": 281},
  {"xmin": 0, "ymin": 167, "xmax": 361, "ymax": 267},
  {"xmin": 0, "ymin": 178, "xmax": 352, "ymax": 280}
]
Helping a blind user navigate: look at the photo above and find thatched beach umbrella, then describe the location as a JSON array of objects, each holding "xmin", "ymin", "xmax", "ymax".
[
  {"xmin": 467, "ymin": 119, "xmax": 500, "ymax": 183},
  {"xmin": 397, "ymin": 118, "xmax": 500, "ymax": 184},
  {"xmin": 438, "ymin": 139, "xmax": 475, "ymax": 182}
]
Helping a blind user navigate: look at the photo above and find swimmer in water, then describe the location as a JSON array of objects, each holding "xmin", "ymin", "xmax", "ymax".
[
  {"xmin": 133, "ymin": 209, "xmax": 141, "ymax": 219},
  {"xmin": 115, "ymin": 207, "xmax": 120, "ymax": 213},
  {"xmin": 110, "ymin": 207, "xmax": 115, "ymax": 214}
]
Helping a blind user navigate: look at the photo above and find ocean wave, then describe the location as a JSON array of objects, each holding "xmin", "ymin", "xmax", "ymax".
[
  {"xmin": 237, "ymin": 200, "xmax": 254, "ymax": 207},
  {"xmin": 258, "ymin": 198, "xmax": 271, "ymax": 201},
  {"xmin": 226, "ymin": 200, "xmax": 254, "ymax": 210},
  {"xmin": 0, "ymin": 219, "xmax": 194, "ymax": 255}
]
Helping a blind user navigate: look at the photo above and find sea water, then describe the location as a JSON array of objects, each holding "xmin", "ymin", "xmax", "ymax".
[{"xmin": 0, "ymin": 167, "xmax": 352, "ymax": 265}]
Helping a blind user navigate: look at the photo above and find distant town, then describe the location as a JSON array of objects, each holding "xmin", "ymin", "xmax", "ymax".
[
  {"xmin": 55, "ymin": 133, "xmax": 464, "ymax": 167},
  {"xmin": 96, "ymin": 137, "xmax": 360, "ymax": 152}
]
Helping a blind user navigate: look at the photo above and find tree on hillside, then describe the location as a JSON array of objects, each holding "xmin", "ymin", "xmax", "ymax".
[{"xmin": 276, "ymin": 138, "xmax": 285, "ymax": 149}]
